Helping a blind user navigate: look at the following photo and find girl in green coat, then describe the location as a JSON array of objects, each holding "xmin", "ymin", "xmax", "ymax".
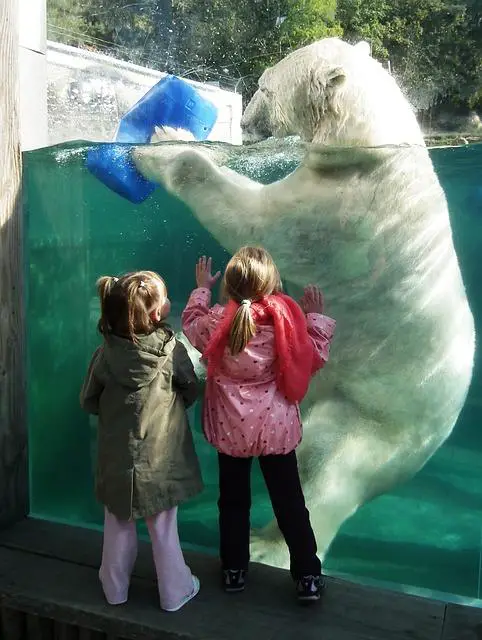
[{"xmin": 80, "ymin": 270, "xmax": 203, "ymax": 612}]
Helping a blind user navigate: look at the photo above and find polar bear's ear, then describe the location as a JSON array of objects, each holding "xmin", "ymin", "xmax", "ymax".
[
  {"xmin": 354, "ymin": 41, "xmax": 371, "ymax": 56},
  {"xmin": 326, "ymin": 66, "xmax": 345, "ymax": 87},
  {"xmin": 310, "ymin": 64, "xmax": 345, "ymax": 95},
  {"xmin": 306, "ymin": 64, "xmax": 346, "ymax": 126}
]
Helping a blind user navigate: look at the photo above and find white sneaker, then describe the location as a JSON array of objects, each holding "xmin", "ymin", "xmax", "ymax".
[{"xmin": 163, "ymin": 575, "xmax": 200, "ymax": 612}]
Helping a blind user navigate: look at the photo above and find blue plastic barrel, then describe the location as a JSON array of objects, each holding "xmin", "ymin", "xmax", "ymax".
[
  {"xmin": 115, "ymin": 75, "xmax": 218, "ymax": 144},
  {"xmin": 86, "ymin": 75, "xmax": 218, "ymax": 203}
]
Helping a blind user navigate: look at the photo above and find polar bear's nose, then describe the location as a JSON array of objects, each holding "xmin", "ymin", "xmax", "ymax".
[
  {"xmin": 240, "ymin": 108, "xmax": 254, "ymax": 130},
  {"xmin": 241, "ymin": 120, "xmax": 271, "ymax": 144},
  {"xmin": 239, "ymin": 87, "xmax": 274, "ymax": 144}
]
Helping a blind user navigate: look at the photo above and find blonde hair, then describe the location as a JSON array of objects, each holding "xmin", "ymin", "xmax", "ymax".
[
  {"xmin": 97, "ymin": 270, "xmax": 166, "ymax": 342},
  {"xmin": 223, "ymin": 246, "xmax": 282, "ymax": 354}
]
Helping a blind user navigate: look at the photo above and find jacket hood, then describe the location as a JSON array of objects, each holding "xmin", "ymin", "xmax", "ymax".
[{"xmin": 102, "ymin": 327, "xmax": 175, "ymax": 389}]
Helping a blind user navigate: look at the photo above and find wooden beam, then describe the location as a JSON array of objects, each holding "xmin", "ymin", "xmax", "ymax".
[
  {"xmin": 0, "ymin": 0, "xmax": 28, "ymax": 527},
  {"xmin": 442, "ymin": 603, "xmax": 482, "ymax": 640},
  {"xmin": 0, "ymin": 520, "xmax": 448, "ymax": 640}
]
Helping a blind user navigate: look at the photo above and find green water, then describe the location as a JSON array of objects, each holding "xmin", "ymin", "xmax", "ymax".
[{"xmin": 25, "ymin": 141, "xmax": 482, "ymax": 601}]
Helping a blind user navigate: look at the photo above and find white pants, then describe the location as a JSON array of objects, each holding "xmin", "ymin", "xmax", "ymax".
[{"xmin": 99, "ymin": 507, "xmax": 199, "ymax": 611}]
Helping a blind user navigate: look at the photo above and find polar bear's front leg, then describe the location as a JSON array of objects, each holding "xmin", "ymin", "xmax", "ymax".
[
  {"xmin": 137, "ymin": 147, "xmax": 267, "ymax": 253},
  {"xmin": 164, "ymin": 149, "xmax": 217, "ymax": 192},
  {"xmin": 132, "ymin": 143, "xmax": 249, "ymax": 190},
  {"xmin": 164, "ymin": 148, "xmax": 263, "ymax": 197},
  {"xmin": 133, "ymin": 143, "xmax": 197, "ymax": 184}
]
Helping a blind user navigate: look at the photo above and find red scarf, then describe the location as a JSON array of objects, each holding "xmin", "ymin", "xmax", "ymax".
[{"xmin": 203, "ymin": 293, "xmax": 323, "ymax": 403}]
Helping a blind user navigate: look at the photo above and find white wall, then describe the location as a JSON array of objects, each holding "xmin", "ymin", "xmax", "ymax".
[{"xmin": 46, "ymin": 41, "xmax": 243, "ymax": 147}]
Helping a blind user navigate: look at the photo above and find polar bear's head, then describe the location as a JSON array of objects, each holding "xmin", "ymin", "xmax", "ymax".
[{"xmin": 241, "ymin": 38, "xmax": 424, "ymax": 147}]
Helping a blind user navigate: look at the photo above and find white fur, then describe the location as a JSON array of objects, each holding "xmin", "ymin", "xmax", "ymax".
[{"xmin": 132, "ymin": 38, "xmax": 475, "ymax": 569}]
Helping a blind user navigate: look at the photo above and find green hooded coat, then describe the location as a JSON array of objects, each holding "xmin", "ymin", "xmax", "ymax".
[{"xmin": 80, "ymin": 327, "xmax": 203, "ymax": 520}]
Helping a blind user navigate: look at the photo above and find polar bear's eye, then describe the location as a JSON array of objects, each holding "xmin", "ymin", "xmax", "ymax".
[{"xmin": 259, "ymin": 86, "xmax": 273, "ymax": 97}]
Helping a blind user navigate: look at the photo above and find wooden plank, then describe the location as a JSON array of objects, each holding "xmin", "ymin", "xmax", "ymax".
[
  {"xmin": 26, "ymin": 612, "xmax": 54, "ymax": 640},
  {"xmin": 0, "ymin": 540, "xmax": 445, "ymax": 640},
  {"xmin": 1, "ymin": 605, "xmax": 26, "ymax": 640},
  {"xmin": 78, "ymin": 628, "xmax": 105, "ymax": 640},
  {"xmin": 0, "ymin": 0, "xmax": 28, "ymax": 528},
  {"xmin": 55, "ymin": 621, "xmax": 80, "ymax": 640},
  {"xmin": 442, "ymin": 602, "xmax": 482, "ymax": 640}
]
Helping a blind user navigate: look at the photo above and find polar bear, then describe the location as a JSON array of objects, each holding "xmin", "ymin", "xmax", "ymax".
[{"xmin": 132, "ymin": 38, "xmax": 475, "ymax": 569}]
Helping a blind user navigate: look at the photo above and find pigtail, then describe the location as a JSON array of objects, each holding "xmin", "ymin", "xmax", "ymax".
[
  {"xmin": 229, "ymin": 302, "xmax": 257, "ymax": 355},
  {"xmin": 126, "ymin": 280, "xmax": 139, "ymax": 343},
  {"xmin": 96, "ymin": 271, "xmax": 166, "ymax": 341},
  {"xmin": 96, "ymin": 275, "xmax": 118, "ymax": 336},
  {"xmin": 125, "ymin": 277, "xmax": 157, "ymax": 343}
]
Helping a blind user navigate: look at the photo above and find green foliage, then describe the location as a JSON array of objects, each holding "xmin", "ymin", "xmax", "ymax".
[
  {"xmin": 166, "ymin": 0, "xmax": 342, "ymax": 94},
  {"xmin": 336, "ymin": 0, "xmax": 390, "ymax": 58},
  {"xmin": 337, "ymin": 0, "xmax": 482, "ymax": 109},
  {"xmin": 278, "ymin": 0, "xmax": 343, "ymax": 48},
  {"xmin": 47, "ymin": 0, "xmax": 481, "ymax": 109},
  {"xmin": 47, "ymin": 0, "xmax": 172, "ymax": 67}
]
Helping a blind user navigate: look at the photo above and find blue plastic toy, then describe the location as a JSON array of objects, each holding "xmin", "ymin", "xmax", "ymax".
[
  {"xmin": 86, "ymin": 75, "xmax": 218, "ymax": 203},
  {"xmin": 85, "ymin": 144, "xmax": 157, "ymax": 204}
]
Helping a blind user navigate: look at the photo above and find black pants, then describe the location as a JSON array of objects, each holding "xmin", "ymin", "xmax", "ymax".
[{"xmin": 218, "ymin": 450, "xmax": 321, "ymax": 579}]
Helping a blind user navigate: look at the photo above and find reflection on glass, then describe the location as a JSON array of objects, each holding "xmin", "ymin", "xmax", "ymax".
[{"xmin": 26, "ymin": 140, "xmax": 482, "ymax": 599}]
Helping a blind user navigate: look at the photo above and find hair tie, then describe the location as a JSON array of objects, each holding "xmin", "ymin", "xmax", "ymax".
[
  {"xmin": 139, "ymin": 280, "xmax": 147, "ymax": 289},
  {"xmin": 240, "ymin": 299, "xmax": 251, "ymax": 307},
  {"xmin": 112, "ymin": 277, "xmax": 118, "ymax": 283}
]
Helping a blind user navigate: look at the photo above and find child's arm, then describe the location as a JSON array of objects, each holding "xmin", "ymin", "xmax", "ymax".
[
  {"xmin": 181, "ymin": 256, "xmax": 221, "ymax": 352},
  {"xmin": 306, "ymin": 313, "xmax": 336, "ymax": 365},
  {"xmin": 172, "ymin": 340, "xmax": 199, "ymax": 408},
  {"xmin": 299, "ymin": 285, "xmax": 336, "ymax": 366},
  {"xmin": 181, "ymin": 287, "xmax": 215, "ymax": 352},
  {"xmin": 80, "ymin": 347, "xmax": 104, "ymax": 415}
]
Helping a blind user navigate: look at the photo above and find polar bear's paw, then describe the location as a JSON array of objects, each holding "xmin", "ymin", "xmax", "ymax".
[
  {"xmin": 150, "ymin": 125, "xmax": 196, "ymax": 143},
  {"xmin": 250, "ymin": 522, "xmax": 290, "ymax": 570}
]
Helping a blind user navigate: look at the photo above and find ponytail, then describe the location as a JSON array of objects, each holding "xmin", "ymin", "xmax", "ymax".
[
  {"xmin": 229, "ymin": 301, "xmax": 256, "ymax": 355},
  {"xmin": 223, "ymin": 246, "xmax": 282, "ymax": 355},
  {"xmin": 97, "ymin": 276, "xmax": 118, "ymax": 337}
]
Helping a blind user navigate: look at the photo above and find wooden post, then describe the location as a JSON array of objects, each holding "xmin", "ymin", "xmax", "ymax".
[
  {"xmin": 0, "ymin": 0, "xmax": 28, "ymax": 527},
  {"xmin": 18, "ymin": 0, "xmax": 47, "ymax": 150}
]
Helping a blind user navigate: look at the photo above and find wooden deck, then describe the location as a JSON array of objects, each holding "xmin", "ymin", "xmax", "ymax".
[{"xmin": 0, "ymin": 519, "xmax": 481, "ymax": 640}]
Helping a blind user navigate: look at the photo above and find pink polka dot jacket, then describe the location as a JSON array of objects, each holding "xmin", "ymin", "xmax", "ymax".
[{"xmin": 182, "ymin": 287, "xmax": 336, "ymax": 458}]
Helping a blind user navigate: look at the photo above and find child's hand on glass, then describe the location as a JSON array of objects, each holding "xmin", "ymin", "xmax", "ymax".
[
  {"xmin": 196, "ymin": 256, "xmax": 221, "ymax": 289},
  {"xmin": 299, "ymin": 285, "xmax": 325, "ymax": 315}
]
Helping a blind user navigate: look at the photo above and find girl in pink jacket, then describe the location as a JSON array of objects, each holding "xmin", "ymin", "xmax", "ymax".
[{"xmin": 181, "ymin": 246, "xmax": 336, "ymax": 604}]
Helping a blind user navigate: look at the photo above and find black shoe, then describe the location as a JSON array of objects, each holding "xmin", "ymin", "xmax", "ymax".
[
  {"xmin": 296, "ymin": 574, "xmax": 325, "ymax": 603},
  {"xmin": 222, "ymin": 569, "xmax": 247, "ymax": 593}
]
